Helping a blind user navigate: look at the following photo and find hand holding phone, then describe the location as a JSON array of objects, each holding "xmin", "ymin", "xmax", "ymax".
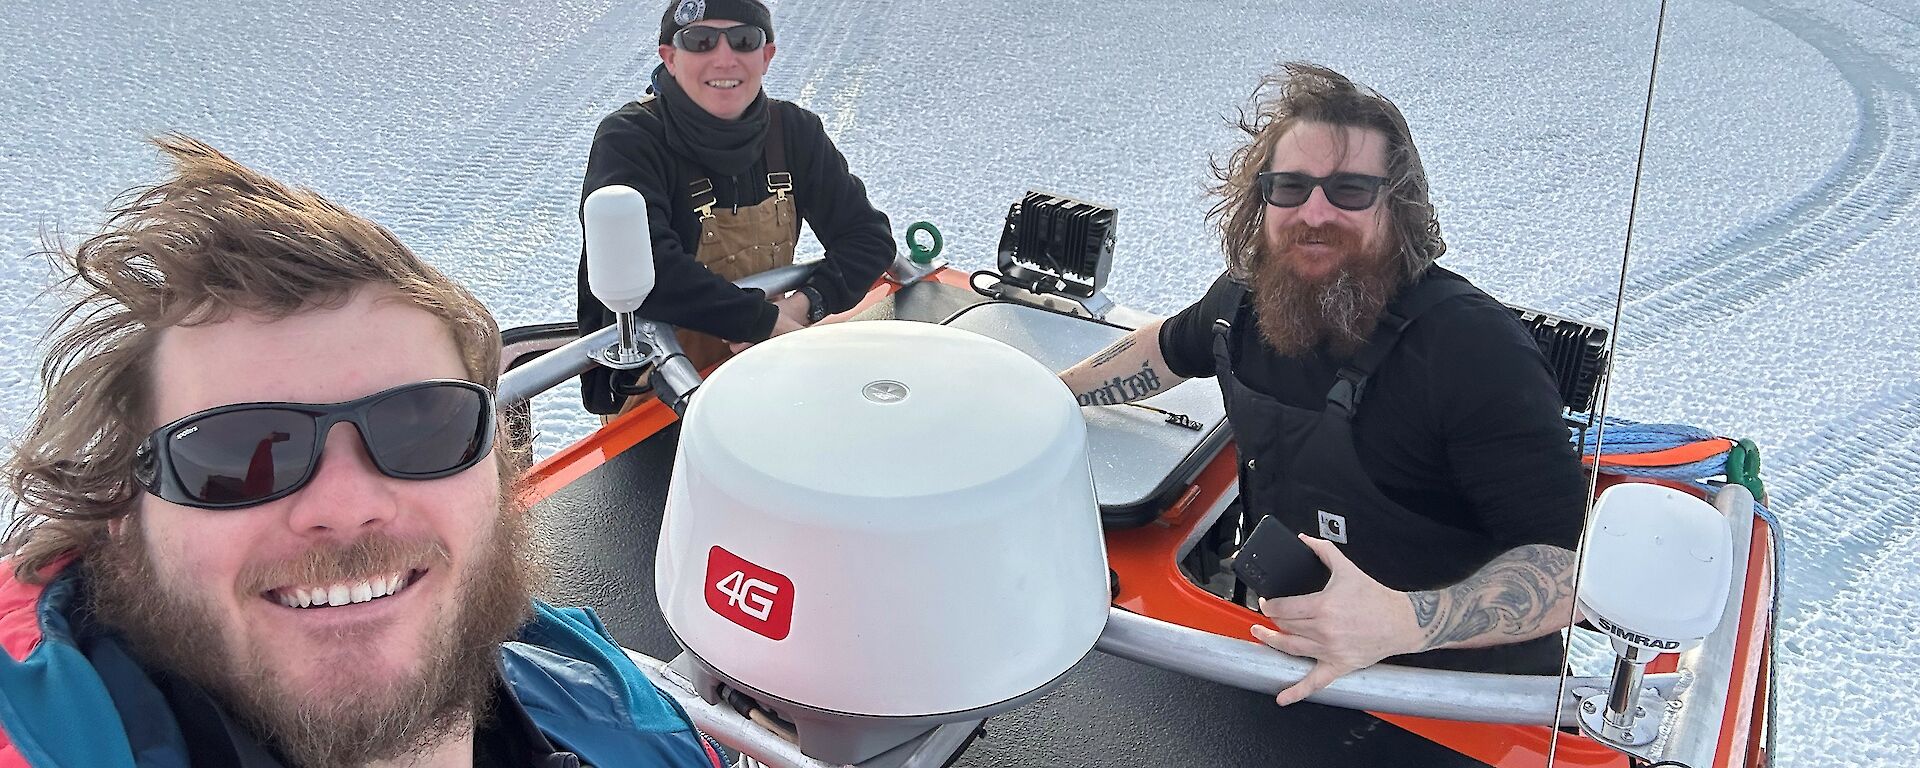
[{"xmin": 1231, "ymin": 515, "xmax": 1332, "ymax": 599}]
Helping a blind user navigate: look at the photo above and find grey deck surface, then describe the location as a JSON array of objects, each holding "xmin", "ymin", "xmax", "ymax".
[{"xmin": 943, "ymin": 301, "xmax": 1229, "ymax": 520}]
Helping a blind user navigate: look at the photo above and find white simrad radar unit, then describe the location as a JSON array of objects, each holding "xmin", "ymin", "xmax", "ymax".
[
  {"xmin": 656, "ymin": 321, "xmax": 1109, "ymax": 766},
  {"xmin": 1575, "ymin": 483, "xmax": 1733, "ymax": 750}
]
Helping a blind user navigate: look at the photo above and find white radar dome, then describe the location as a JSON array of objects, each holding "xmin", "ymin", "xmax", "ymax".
[
  {"xmin": 1578, "ymin": 483, "xmax": 1733, "ymax": 652},
  {"xmin": 656, "ymin": 320, "xmax": 1109, "ymax": 719}
]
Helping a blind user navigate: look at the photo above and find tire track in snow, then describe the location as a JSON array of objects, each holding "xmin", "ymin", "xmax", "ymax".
[
  {"xmin": 1554, "ymin": 0, "xmax": 1920, "ymax": 348},
  {"xmin": 1849, "ymin": 0, "xmax": 1920, "ymax": 29},
  {"xmin": 1755, "ymin": 377, "xmax": 1920, "ymax": 768},
  {"xmin": 1756, "ymin": 378, "xmax": 1920, "ymax": 608},
  {"xmin": 779, "ymin": 0, "xmax": 879, "ymax": 144},
  {"xmin": 405, "ymin": 1, "xmax": 665, "ymax": 294},
  {"xmin": 774, "ymin": 0, "xmax": 868, "ymax": 128}
]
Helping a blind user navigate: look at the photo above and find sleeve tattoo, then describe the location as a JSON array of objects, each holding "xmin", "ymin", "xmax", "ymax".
[{"xmin": 1407, "ymin": 544, "xmax": 1577, "ymax": 651}]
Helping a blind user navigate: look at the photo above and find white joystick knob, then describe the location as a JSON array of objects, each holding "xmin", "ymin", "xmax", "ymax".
[
  {"xmin": 585, "ymin": 185, "xmax": 655, "ymax": 314},
  {"xmin": 584, "ymin": 185, "xmax": 657, "ymax": 369}
]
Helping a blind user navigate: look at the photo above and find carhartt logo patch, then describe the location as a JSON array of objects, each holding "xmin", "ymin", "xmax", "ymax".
[
  {"xmin": 674, "ymin": 0, "xmax": 706, "ymax": 25},
  {"xmin": 1317, "ymin": 510, "xmax": 1348, "ymax": 543}
]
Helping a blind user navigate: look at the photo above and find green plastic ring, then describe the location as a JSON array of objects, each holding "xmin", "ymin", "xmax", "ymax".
[{"xmin": 906, "ymin": 221, "xmax": 943, "ymax": 264}]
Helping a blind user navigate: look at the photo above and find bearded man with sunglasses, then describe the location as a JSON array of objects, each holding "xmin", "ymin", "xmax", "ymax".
[
  {"xmin": 1060, "ymin": 63, "xmax": 1587, "ymax": 708},
  {"xmin": 575, "ymin": 0, "xmax": 894, "ymax": 414},
  {"xmin": 0, "ymin": 136, "xmax": 723, "ymax": 768}
]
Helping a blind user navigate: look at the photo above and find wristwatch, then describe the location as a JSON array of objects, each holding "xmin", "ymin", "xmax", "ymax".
[{"xmin": 799, "ymin": 285, "xmax": 829, "ymax": 324}]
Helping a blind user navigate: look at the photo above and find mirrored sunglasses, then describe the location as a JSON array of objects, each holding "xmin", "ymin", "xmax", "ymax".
[
  {"xmin": 673, "ymin": 24, "xmax": 767, "ymax": 53},
  {"xmin": 134, "ymin": 379, "xmax": 496, "ymax": 510}
]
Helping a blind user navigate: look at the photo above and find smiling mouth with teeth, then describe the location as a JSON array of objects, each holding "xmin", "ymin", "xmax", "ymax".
[
  {"xmin": 705, "ymin": 79, "xmax": 743, "ymax": 89},
  {"xmin": 267, "ymin": 569, "xmax": 425, "ymax": 609}
]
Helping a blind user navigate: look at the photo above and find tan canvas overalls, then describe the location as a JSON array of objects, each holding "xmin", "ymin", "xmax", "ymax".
[{"xmin": 610, "ymin": 105, "xmax": 798, "ymax": 417}]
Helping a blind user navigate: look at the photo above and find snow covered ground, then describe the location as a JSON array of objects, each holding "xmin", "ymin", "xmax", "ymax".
[{"xmin": 1, "ymin": 0, "xmax": 1912, "ymax": 764}]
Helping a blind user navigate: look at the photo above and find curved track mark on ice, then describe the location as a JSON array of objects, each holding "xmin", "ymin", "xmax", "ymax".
[
  {"xmin": 1758, "ymin": 379, "xmax": 1920, "ymax": 609},
  {"xmin": 1850, "ymin": 0, "xmax": 1920, "ymax": 29},
  {"xmin": 407, "ymin": 2, "xmax": 664, "ymax": 286},
  {"xmin": 1758, "ymin": 378, "xmax": 1920, "ymax": 768},
  {"xmin": 1555, "ymin": 0, "xmax": 1920, "ymax": 346},
  {"xmin": 773, "ymin": 0, "xmax": 864, "ymax": 118}
]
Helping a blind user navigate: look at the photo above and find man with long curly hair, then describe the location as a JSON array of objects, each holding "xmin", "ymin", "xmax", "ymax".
[
  {"xmin": 0, "ymin": 136, "xmax": 722, "ymax": 767},
  {"xmin": 1060, "ymin": 63, "xmax": 1586, "ymax": 705}
]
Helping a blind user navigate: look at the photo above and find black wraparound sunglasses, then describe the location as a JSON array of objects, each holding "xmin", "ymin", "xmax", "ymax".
[
  {"xmin": 673, "ymin": 24, "xmax": 767, "ymax": 54},
  {"xmin": 134, "ymin": 379, "xmax": 496, "ymax": 510},
  {"xmin": 1256, "ymin": 171, "xmax": 1390, "ymax": 212}
]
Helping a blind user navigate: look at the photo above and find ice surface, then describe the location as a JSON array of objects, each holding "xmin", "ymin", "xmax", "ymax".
[{"xmin": 2, "ymin": 0, "xmax": 1914, "ymax": 763}]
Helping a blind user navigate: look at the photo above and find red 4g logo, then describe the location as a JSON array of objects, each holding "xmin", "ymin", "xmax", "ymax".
[{"xmin": 705, "ymin": 546, "xmax": 794, "ymax": 640}]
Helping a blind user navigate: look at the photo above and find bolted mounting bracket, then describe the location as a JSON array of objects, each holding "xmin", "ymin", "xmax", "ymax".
[
  {"xmin": 1576, "ymin": 687, "xmax": 1671, "ymax": 761},
  {"xmin": 589, "ymin": 312, "xmax": 656, "ymax": 371}
]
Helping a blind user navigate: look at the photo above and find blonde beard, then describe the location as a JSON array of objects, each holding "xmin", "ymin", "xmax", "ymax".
[{"xmin": 86, "ymin": 503, "xmax": 535, "ymax": 767}]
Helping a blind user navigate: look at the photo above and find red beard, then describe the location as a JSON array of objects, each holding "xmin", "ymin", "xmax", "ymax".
[{"xmin": 1248, "ymin": 222, "xmax": 1402, "ymax": 357}]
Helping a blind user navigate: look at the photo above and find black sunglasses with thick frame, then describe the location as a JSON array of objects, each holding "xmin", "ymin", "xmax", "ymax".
[
  {"xmin": 1256, "ymin": 171, "xmax": 1391, "ymax": 212},
  {"xmin": 672, "ymin": 24, "xmax": 767, "ymax": 54},
  {"xmin": 134, "ymin": 379, "xmax": 497, "ymax": 510}
]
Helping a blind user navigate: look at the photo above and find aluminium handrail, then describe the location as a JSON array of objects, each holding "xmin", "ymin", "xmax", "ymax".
[
  {"xmin": 629, "ymin": 650, "xmax": 835, "ymax": 768},
  {"xmin": 1657, "ymin": 483, "xmax": 1761, "ymax": 765},
  {"xmin": 630, "ymin": 601, "xmax": 1689, "ymax": 768},
  {"xmin": 498, "ymin": 262, "xmax": 820, "ymax": 407},
  {"xmin": 1096, "ymin": 608, "xmax": 1679, "ymax": 726}
]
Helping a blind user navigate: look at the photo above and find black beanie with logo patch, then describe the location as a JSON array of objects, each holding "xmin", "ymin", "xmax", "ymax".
[{"xmin": 659, "ymin": 0, "xmax": 775, "ymax": 45}]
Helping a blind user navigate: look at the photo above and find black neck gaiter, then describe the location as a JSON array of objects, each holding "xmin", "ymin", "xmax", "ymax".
[{"xmin": 650, "ymin": 63, "xmax": 770, "ymax": 178}]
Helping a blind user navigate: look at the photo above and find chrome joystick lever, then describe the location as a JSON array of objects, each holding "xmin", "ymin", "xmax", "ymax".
[
  {"xmin": 585, "ymin": 184, "xmax": 657, "ymax": 370},
  {"xmin": 1574, "ymin": 483, "xmax": 1733, "ymax": 755}
]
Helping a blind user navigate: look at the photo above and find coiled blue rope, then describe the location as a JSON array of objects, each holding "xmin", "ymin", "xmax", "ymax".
[
  {"xmin": 1572, "ymin": 420, "xmax": 1720, "ymax": 480},
  {"xmin": 1569, "ymin": 419, "xmax": 1778, "ymax": 526},
  {"xmin": 1571, "ymin": 419, "xmax": 1713, "ymax": 455}
]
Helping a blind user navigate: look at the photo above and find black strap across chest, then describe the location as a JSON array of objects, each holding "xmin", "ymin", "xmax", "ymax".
[{"xmin": 1324, "ymin": 273, "xmax": 1477, "ymax": 417}]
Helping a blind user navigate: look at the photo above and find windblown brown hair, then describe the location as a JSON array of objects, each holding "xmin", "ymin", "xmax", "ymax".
[
  {"xmin": 1208, "ymin": 61, "xmax": 1446, "ymax": 283},
  {"xmin": 4, "ymin": 134, "xmax": 509, "ymax": 582}
]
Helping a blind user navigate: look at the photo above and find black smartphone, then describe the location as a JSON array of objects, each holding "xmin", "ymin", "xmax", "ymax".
[{"xmin": 1231, "ymin": 515, "xmax": 1331, "ymax": 599}]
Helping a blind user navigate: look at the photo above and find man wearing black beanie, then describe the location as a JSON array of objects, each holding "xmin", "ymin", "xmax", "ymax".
[{"xmin": 575, "ymin": 0, "xmax": 896, "ymax": 415}]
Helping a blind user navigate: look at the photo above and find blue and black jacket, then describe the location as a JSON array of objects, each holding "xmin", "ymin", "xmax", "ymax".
[{"xmin": 0, "ymin": 560, "xmax": 724, "ymax": 767}]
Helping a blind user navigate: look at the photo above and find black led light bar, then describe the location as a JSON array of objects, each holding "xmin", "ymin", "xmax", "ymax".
[
  {"xmin": 995, "ymin": 191, "xmax": 1116, "ymax": 300},
  {"xmin": 1509, "ymin": 306, "xmax": 1610, "ymax": 414}
]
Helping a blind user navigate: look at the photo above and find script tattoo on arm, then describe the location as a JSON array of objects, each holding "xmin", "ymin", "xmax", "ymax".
[
  {"xmin": 1060, "ymin": 319, "xmax": 1188, "ymax": 407},
  {"xmin": 1407, "ymin": 544, "xmax": 1578, "ymax": 651},
  {"xmin": 1072, "ymin": 361, "xmax": 1165, "ymax": 407}
]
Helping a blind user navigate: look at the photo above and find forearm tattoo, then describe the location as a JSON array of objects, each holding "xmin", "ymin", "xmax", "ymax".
[
  {"xmin": 1075, "ymin": 361, "xmax": 1165, "ymax": 406},
  {"xmin": 1088, "ymin": 338, "xmax": 1136, "ymax": 368},
  {"xmin": 1409, "ymin": 544, "xmax": 1577, "ymax": 651}
]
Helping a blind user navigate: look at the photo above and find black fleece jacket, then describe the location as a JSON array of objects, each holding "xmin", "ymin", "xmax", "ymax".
[{"xmin": 575, "ymin": 97, "xmax": 894, "ymax": 412}]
